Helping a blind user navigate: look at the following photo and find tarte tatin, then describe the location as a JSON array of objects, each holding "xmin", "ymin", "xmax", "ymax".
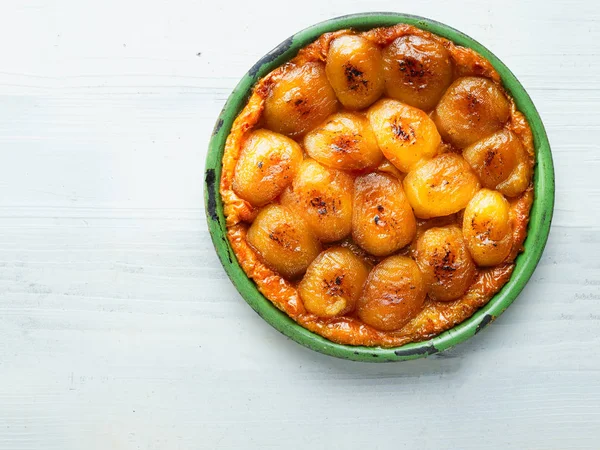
[{"xmin": 220, "ymin": 24, "xmax": 534, "ymax": 347}]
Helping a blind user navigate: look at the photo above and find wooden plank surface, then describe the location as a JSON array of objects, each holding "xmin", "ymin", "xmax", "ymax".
[{"xmin": 0, "ymin": 0, "xmax": 598, "ymax": 448}]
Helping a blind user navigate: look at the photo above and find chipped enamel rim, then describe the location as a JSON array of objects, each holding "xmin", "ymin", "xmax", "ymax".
[{"xmin": 204, "ymin": 13, "xmax": 554, "ymax": 362}]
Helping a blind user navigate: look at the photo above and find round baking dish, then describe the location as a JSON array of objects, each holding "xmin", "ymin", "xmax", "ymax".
[{"xmin": 204, "ymin": 13, "xmax": 554, "ymax": 362}]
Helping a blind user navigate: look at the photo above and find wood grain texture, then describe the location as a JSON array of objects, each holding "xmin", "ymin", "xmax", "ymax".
[{"xmin": 0, "ymin": 0, "xmax": 598, "ymax": 449}]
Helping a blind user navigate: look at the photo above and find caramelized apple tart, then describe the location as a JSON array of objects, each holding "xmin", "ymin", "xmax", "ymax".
[{"xmin": 220, "ymin": 24, "xmax": 534, "ymax": 347}]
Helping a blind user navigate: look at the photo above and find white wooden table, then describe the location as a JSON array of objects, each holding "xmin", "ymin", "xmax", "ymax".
[{"xmin": 1, "ymin": 1, "xmax": 598, "ymax": 448}]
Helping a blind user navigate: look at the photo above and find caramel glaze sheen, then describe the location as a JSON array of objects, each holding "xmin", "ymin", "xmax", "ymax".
[{"xmin": 220, "ymin": 24, "xmax": 535, "ymax": 347}]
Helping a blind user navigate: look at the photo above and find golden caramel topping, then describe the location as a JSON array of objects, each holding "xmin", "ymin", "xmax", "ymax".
[
  {"xmin": 416, "ymin": 226, "xmax": 476, "ymax": 301},
  {"xmin": 298, "ymin": 247, "xmax": 370, "ymax": 318},
  {"xmin": 382, "ymin": 34, "xmax": 453, "ymax": 111},
  {"xmin": 433, "ymin": 76, "xmax": 510, "ymax": 148},
  {"xmin": 464, "ymin": 130, "xmax": 520, "ymax": 189},
  {"xmin": 357, "ymin": 256, "xmax": 426, "ymax": 331},
  {"xmin": 232, "ymin": 129, "xmax": 302, "ymax": 206},
  {"xmin": 368, "ymin": 98, "xmax": 441, "ymax": 173},
  {"xmin": 403, "ymin": 153, "xmax": 480, "ymax": 219},
  {"xmin": 304, "ymin": 112, "xmax": 383, "ymax": 171},
  {"xmin": 280, "ymin": 159, "xmax": 353, "ymax": 243},
  {"xmin": 247, "ymin": 204, "xmax": 321, "ymax": 279},
  {"xmin": 352, "ymin": 172, "xmax": 416, "ymax": 256},
  {"xmin": 263, "ymin": 62, "xmax": 338, "ymax": 137},
  {"xmin": 463, "ymin": 189, "xmax": 513, "ymax": 266},
  {"xmin": 326, "ymin": 35, "xmax": 385, "ymax": 110}
]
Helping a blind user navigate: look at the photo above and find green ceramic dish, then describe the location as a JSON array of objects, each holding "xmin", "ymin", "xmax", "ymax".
[{"xmin": 204, "ymin": 13, "xmax": 554, "ymax": 362}]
